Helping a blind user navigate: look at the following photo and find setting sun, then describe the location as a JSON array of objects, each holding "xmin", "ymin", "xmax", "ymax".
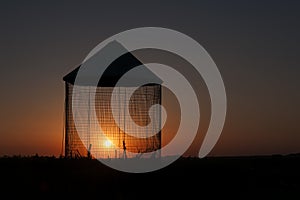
[{"xmin": 104, "ymin": 140, "xmax": 112, "ymax": 148}]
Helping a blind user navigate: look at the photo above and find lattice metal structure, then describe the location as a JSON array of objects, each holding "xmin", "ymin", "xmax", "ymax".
[{"xmin": 63, "ymin": 41, "xmax": 162, "ymax": 159}]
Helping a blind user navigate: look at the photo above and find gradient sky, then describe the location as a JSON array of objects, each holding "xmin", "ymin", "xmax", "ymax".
[{"xmin": 0, "ymin": 1, "xmax": 299, "ymax": 156}]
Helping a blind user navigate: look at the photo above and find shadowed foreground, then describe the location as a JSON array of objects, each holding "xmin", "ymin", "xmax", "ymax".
[{"xmin": 0, "ymin": 155, "xmax": 299, "ymax": 199}]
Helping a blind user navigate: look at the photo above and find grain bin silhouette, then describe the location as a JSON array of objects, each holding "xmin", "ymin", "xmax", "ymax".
[{"xmin": 63, "ymin": 41, "xmax": 162, "ymax": 159}]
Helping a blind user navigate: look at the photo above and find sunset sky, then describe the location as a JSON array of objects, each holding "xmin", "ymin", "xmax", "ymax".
[{"xmin": 0, "ymin": 1, "xmax": 299, "ymax": 157}]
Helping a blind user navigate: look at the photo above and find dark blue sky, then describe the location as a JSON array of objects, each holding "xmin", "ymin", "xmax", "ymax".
[{"xmin": 0, "ymin": 1, "xmax": 299, "ymax": 156}]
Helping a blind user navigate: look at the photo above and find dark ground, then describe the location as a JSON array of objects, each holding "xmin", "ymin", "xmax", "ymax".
[{"xmin": 0, "ymin": 155, "xmax": 300, "ymax": 199}]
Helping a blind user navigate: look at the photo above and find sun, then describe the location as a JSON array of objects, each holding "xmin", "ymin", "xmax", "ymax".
[{"xmin": 104, "ymin": 140, "xmax": 112, "ymax": 148}]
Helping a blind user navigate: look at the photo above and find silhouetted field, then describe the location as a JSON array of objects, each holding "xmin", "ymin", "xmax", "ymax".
[{"xmin": 0, "ymin": 154, "xmax": 300, "ymax": 199}]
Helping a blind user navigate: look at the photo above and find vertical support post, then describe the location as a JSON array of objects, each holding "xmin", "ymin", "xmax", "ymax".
[
  {"xmin": 158, "ymin": 84, "xmax": 162, "ymax": 158},
  {"xmin": 65, "ymin": 82, "xmax": 69, "ymax": 157},
  {"xmin": 87, "ymin": 86, "xmax": 91, "ymax": 158}
]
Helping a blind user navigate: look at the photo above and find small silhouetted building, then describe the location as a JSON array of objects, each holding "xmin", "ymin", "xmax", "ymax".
[{"xmin": 63, "ymin": 41, "xmax": 162, "ymax": 159}]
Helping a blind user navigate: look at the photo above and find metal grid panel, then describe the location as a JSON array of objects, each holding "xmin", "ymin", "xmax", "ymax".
[{"xmin": 65, "ymin": 82, "xmax": 161, "ymax": 159}]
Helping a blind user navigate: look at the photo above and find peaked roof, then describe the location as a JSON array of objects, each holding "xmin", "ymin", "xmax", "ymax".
[{"xmin": 63, "ymin": 40, "xmax": 162, "ymax": 87}]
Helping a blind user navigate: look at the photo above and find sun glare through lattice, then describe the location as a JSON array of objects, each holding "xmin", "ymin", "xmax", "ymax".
[{"xmin": 104, "ymin": 139, "xmax": 112, "ymax": 148}]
